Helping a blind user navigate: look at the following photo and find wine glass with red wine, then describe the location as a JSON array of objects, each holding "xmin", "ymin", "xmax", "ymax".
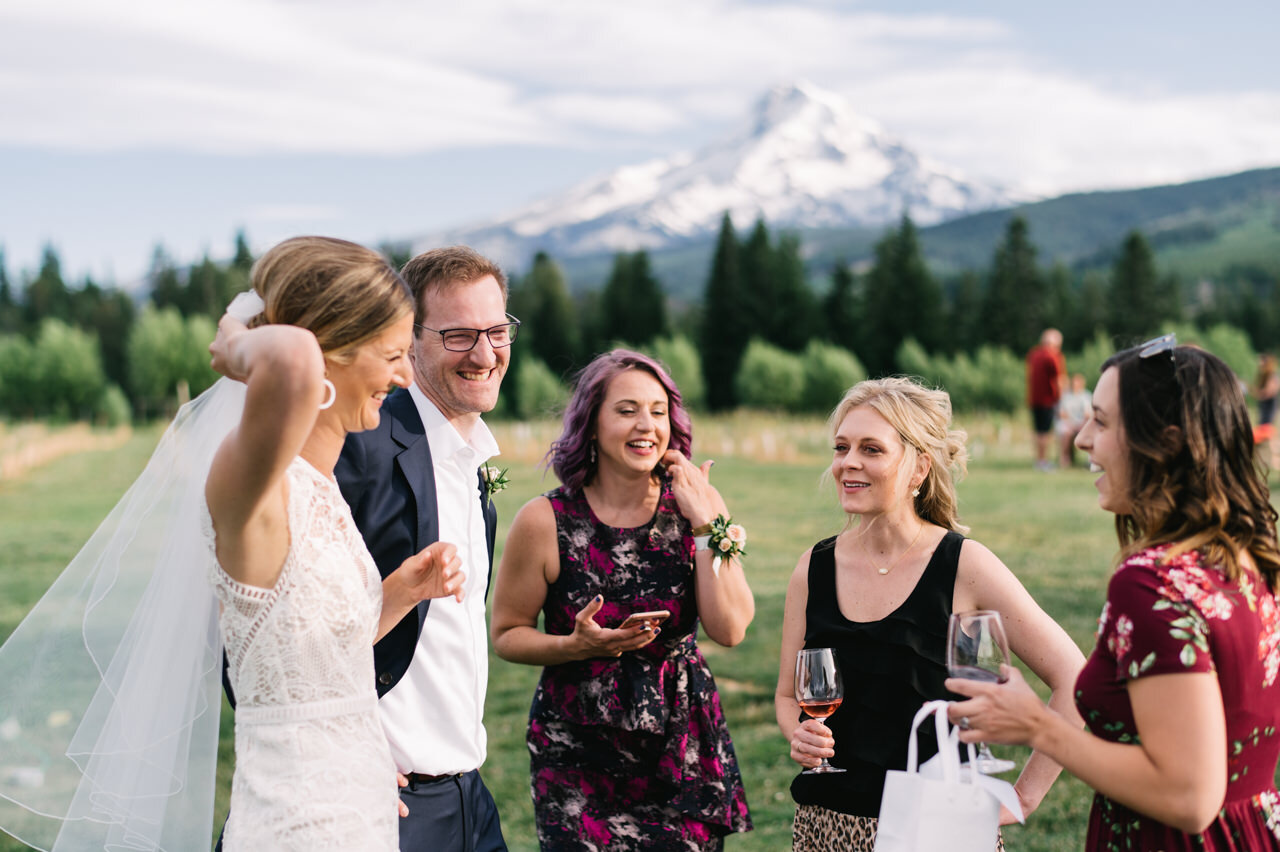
[
  {"xmin": 794, "ymin": 647, "xmax": 847, "ymax": 774},
  {"xmin": 947, "ymin": 610, "xmax": 1017, "ymax": 774}
]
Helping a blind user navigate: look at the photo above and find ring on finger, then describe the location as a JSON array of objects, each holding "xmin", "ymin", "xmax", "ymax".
[{"xmin": 960, "ymin": 716, "xmax": 971, "ymax": 730}]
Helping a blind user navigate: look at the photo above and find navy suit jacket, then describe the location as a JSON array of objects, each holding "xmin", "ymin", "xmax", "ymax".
[{"xmin": 335, "ymin": 388, "xmax": 498, "ymax": 698}]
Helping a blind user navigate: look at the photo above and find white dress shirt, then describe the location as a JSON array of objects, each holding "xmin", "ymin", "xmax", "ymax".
[{"xmin": 378, "ymin": 383, "xmax": 499, "ymax": 775}]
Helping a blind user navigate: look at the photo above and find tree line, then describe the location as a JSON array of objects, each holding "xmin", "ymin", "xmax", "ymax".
[{"xmin": 1, "ymin": 214, "xmax": 1275, "ymax": 423}]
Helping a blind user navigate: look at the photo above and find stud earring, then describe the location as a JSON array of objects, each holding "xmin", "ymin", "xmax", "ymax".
[
  {"xmin": 318, "ymin": 379, "xmax": 337, "ymax": 410},
  {"xmin": 911, "ymin": 485, "xmax": 921, "ymax": 498}
]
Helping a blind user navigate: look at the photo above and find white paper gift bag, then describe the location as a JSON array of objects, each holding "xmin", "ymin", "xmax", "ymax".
[{"xmin": 872, "ymin": 700, "xmax": 1000, "ymax": 852}]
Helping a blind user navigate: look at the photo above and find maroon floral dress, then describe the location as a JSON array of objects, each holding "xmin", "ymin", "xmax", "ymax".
[
  {"xmin": 1076, "ymin": 544, "xmax": 1280, "ymax": 850},
  {"xmin": 526, "ymin": 483, "xmax": 752, "ymax": 851}
]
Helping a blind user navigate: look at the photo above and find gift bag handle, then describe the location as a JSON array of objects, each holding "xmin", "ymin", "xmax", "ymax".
[{"xmin": 904, "ymin": 700, "xmax": 981, "ymax": 786}]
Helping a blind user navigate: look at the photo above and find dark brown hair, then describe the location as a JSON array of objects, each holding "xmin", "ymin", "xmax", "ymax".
[{"xmin": 1105, "ymin": 342, "xmax": 1280, "ymax": 590}]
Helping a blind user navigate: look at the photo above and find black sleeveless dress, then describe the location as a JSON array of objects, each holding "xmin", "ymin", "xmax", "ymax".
[{"xmin": 791, "ymin": 531, "xmax": 964, "ymax": 817}]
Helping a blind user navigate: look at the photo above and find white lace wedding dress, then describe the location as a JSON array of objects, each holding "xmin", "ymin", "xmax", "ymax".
[{"xmin": 205, "ymin": 457, "xmax": 398, "ymax": 851}]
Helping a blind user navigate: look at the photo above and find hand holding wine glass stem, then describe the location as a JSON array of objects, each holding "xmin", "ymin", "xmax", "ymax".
[
  {"xmin": 794, "ymin": 647, "xmax": 847, "ymax": 774},
  {"xmin": 946, "ymin": 611, "xmax": 1017, "ymax": 773}
]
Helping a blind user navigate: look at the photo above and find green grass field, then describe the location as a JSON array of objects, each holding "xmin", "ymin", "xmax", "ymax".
[{"xmin": 0, "ymin": 415, "xmax": 1265, "ymax": 851}]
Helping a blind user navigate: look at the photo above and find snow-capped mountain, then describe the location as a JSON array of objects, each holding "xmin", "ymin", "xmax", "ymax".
[{"xmin": 414, "ymin": 81, "xmax": 1024, "ymax": 266}]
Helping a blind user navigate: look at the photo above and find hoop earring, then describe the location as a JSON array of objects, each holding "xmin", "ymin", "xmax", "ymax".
[{"xmin": 318, "ymin": 379, "xmax": 337, "ymax": 410}]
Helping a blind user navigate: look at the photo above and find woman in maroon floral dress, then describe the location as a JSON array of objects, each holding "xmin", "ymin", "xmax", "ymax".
[
  {"xmin": 949, "ymin": 336, "xmax": 1280, "ymax": 851},
  {"xmin": 491, "ymin": 349, "xmax": 754, "ymax": 850}
]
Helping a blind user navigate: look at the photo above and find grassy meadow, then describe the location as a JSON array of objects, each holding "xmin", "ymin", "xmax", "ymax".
[{"xmin": 0, "ymin": 411, "xmax": 1254, "ymax": 851}]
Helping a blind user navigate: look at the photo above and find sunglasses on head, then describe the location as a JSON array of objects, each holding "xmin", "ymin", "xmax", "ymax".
[{"xmin": 1139, "ymin": 333, "xmax": 1176, "ymax": 360}]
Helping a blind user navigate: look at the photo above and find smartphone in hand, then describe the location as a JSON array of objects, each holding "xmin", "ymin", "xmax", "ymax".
[{"xmin": 617, "ymin": 610, "xmax": 671, "ymax": 630}]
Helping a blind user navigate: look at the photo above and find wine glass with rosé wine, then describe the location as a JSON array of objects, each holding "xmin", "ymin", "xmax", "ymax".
[
  {"xmin": 947, "ymin": 610, "xmax": 1017, "ymax": 774},
  {"xmin": 794, "ymin": 647, "xmax": 847, "ymax": 774}
]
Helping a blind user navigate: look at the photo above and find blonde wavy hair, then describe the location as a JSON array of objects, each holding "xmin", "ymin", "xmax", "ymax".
[
  {"xmin": 247, "ymin": 236, "xmax": 411, "ymax": 364},
  {"xmin": 828, "ymin": 377, "xmax": 970, "ymax": 533}
]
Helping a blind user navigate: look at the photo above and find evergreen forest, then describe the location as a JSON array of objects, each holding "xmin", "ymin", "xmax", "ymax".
[{"xmin": 1, "ymin": 208, "xmax": 1277, "ymax": 424}]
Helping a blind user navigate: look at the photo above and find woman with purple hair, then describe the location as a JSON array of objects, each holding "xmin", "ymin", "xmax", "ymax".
[{"xmin": 492, "ymin": 348, "xmax": 755, "ymax": 850}]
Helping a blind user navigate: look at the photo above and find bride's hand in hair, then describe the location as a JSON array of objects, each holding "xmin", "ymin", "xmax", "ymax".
[{"xmin": 209, "ymin": 314, "xmax": 251, "ymax": 382}]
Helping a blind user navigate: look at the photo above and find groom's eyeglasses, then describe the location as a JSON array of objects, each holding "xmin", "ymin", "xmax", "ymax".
[{"xmin": 415, "ymin": 314, "xmax": 521, "ymax": 352}]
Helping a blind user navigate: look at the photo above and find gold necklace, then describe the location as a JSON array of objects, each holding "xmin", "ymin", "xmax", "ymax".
[{"xmin": 861, "ymin": 522, "xmax": 926, "ymax": 575}]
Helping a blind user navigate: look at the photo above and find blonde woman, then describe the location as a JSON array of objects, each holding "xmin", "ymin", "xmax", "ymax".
[{"xmin": 775, "ymin": 377, "xmax": 1084, "ymax": 851}]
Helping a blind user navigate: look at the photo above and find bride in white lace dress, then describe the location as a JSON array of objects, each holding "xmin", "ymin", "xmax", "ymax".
[
  {"xmin": 203, "ymin": 237, "xmax": 465, "ymax": 851},
  {"xmin": 0, "ymin": 237, "xmax": 465, "ymax": 852}
]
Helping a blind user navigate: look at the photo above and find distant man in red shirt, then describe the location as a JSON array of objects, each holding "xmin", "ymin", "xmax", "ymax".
[{"xmin": 1026, "ymin": 328, "xmax": 1066, "ymax": 471}]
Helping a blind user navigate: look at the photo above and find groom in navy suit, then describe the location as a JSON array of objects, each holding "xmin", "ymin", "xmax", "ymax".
[{"xmin": 336, "ymin": 246, "xmax": 514, "ymax": 852}]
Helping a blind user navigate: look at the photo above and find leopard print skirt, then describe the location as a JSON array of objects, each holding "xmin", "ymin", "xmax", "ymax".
[{"xmin": 792, "ymin": 805, "xmax": 1006, "ymax": 852}]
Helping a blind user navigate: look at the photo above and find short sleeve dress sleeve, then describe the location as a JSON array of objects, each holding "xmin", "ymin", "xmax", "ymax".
[{"xmin": 1096, "ymin": 547, "xmax": 1223, "ymax": 682}]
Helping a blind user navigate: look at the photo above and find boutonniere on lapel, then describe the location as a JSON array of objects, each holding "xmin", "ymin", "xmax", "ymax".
[{"xmin": 481, "ymin": 465, "xmax": 510, "ymax": 498}]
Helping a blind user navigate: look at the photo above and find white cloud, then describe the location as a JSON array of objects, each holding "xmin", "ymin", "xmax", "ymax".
[
  {"xmin": 852, "ymin": 64, "xmax": 1280, "ymax": 194},
  {"xmin": 0, "ymin": 0, "xmax": 1277, "ymax": 195}
]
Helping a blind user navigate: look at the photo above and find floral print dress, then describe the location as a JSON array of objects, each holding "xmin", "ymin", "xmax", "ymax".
[
  {"xmin": 1076, "ymin": 544, "xmax": 1280, "ymax": 850},
  {"xmin": 526, "ymin": 483, "xmax": 752, "ymax": 851}
]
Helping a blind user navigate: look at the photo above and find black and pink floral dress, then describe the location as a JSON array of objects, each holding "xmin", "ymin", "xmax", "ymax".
[
  {"xmin": 1076, "ymin": 544, "xmax": 1280, "ymax": 850},
  {"xmin": 526, "ymin": 483, "xmax": 752, "ymax": 851}
]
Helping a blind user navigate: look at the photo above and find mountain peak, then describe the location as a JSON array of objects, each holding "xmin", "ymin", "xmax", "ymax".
[
  {"xmin": 415, "ymin": 84, "xmax": 1020, "ymax": 266},
  {"xmin": 750, "ymin": 80, "xmax": 881, "ymax": 140}
]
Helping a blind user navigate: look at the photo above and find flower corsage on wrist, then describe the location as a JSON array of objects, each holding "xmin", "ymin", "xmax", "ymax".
[
  {"xmin": 481, "ymin": 465, "xmax": 510, "ymax": 498},
  {"xmin": 692, "ymin": 514, "xmax": 747, "ymax": 576}
]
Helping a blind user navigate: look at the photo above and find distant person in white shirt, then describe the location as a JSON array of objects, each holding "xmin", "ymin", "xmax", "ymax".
[
  {"xmin": 1057, "ymin": 373, "xmax": 1091, "ymax": 469},
  {"xmin": 336, "ymin": 246, "xmax": 515, "ymax": 852}
]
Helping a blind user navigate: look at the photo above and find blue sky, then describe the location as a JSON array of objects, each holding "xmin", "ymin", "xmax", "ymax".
[{"xmin": 2, "ymin": 0, "xmax": 1277, "ymax": 285}]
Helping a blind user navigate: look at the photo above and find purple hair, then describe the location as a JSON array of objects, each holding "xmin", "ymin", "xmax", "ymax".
[{"xmin": 547, "ymin": 349, "xmax": 693, "ymax": 492}]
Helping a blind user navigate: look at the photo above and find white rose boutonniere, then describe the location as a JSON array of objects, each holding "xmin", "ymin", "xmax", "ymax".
[{"xmin": 481, "ymin": 465, "xmax": 510, "ymax": 498}]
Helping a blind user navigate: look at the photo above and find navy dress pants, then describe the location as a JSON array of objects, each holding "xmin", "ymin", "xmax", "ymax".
[{"xmin": 399, "ymin": 769, "xmax": 507, "ymax": 852}]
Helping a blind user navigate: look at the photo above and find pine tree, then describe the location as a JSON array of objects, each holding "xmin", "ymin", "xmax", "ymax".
[
  {"xmin": 1153, "ymin": 271, "xmax": 1183, "ymax": 327},
  {"xmin": 948, "ymin": 271, "xmax": 983, "ymax": 353},
  {"xmin": 186, "ymin": 254, "xmax": 225, "ymax": 317},
  {"xmin": 0, "ymin": 247, "xmax": 17, "ymax": 333},
  {"xmin": 599, "ymin": 251, "xmax": 666, "ymax": 346},
  {"xmin": 575, "ymin": 289, "xmax": 605, "ymax": 363},
  {"xmin": 1109, "ymin": 230, "xmax": 1158, "ymax": 342},
  {"xmin": 379, "ymin": 242, "xmax": 412, "ymax": 271},
  {"xmin": 982, "ymin": 216, "xmax": 1043, "ymax": 353},
  {"xmin": 148, "ymin": 245, "xmax": 185, "ymax": 312},
  {"xmin": 822, "ymin": 260, "xmax": 859, "ymax": 352},
  {"xmin": 524, "ymin": 251, "xmax": 579, "ymax": 375},
  {"xmin": 1042, "ymin": 263, "xmax": 1077, "ymax": 345},
  {"xmin": 769, "ymin": 233, "xmax": 816, "ymax": 351},
  {"xmin": 232, "ymin": 230, "xmax": 254, "ymax": 273},
  {"xmin": 700, "ymin": 213, "xmax": 748, "ymax": 411},
  {"xmin": 23, "ymin": 244, "xmax": 72, "ymax": 329},
  {"xmin": 861, "ymin": 216, "xmax": 942, "ymax": 376},
  {"xmin": 67, "ymin": 279, "xmax": 134, "ymax": 390},
  {"xmin": 626, "ymin": 251, "xmax": 668, "ymax": 346},
  {"xmin": 1074, "ymin": 271, "xmax": 1110, "ymax": 341},
  {"xmin": 740, "ymin": 219, "xmax": 775, "ymax": 340},
  {"xmin": 599, "ymin": 253, "xmax": 633, "ymax": 345}
]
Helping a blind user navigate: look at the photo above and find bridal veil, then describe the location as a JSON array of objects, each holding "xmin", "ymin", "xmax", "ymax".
[{"xmin": 0, "ymin": 293, "xmax": 260, "ymax": 851}]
